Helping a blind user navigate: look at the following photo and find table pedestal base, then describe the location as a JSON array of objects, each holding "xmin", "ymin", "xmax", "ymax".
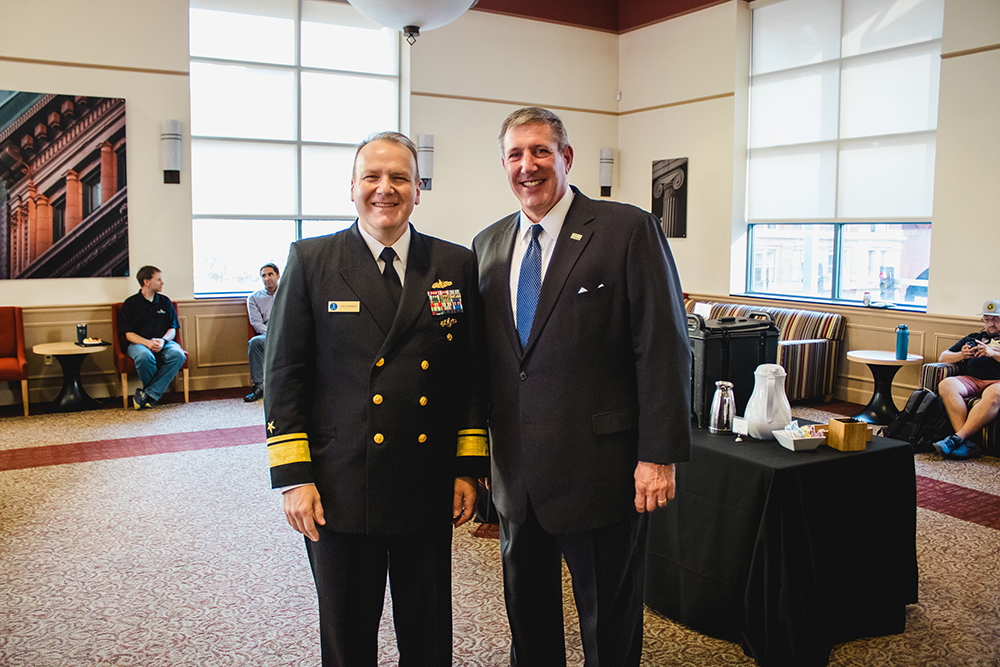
[
  {"xmin": 51, "ymin": 354, "xmax": 102, "ymax": 412},
  {"xmin": 854, "ymin": 363, "xmax": 902, "ymax": 424}
]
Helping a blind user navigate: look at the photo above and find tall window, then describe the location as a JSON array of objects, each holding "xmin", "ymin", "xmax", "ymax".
[
  {"xmin": 190, "ymin": 0, "xmax": 400, "ymax": 296},
  {"xmin": 746, "ymin": 0, "xmax": 942, "ymax": 307}
]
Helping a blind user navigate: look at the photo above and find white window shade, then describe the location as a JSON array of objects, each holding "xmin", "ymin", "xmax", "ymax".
[
  {"xmin": 189, "ymin": 6, "xmax": 295, "ymax": 65},
  {"xmin": 190, "ymin": 63, "xmax": 297, "ymax": 141},
  {"xmin": 839, "ymin": 46, "xmax": 940, "ymax": 138},
  {"xmin": 841, "ymin": 0, "xmax": 944, "ymax": 57},
  {"xmin": 748, "ymin": 144, "xmax": 837, "ymax": 220},
  {"xmin": 193, "ymin": 219, "xmax": 296, "ymax": 294},
  {"xmin": 837, "ymin": 136, "xmax": 936, "ymax": 218},
  {"xmin": 192, "ymin": 140, "xmax": 298, "ymax": 216},
  {"xmin": 301, "ymin": 145, "xmax": 358, "ymax": 217},
  {"xmin": 751, "ymin": 0, "xmax": 841, "ymax": 75},
  {"xmin": 750, "ymin": 65, "xmax": 840, "ymax": 147},
  {"xmin": 301, "ymin": 73, "xmax": 399, "ymax": 144},
  {"xmin": 302, "ymin": 0, "xmax": 398, "ymax": 75}
]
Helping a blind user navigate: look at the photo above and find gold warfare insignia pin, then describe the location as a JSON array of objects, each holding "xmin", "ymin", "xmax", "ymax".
[
  {"xmin": 440, "ymin": 318, "xmax": 458, "ymax": 328},
  {"xmin": 432, "ymin": 280, "xmax": 453, "ymax": 289},
  {"xmin": 428, "ymin": 289, "xmax": 463, "ymax": 315}
]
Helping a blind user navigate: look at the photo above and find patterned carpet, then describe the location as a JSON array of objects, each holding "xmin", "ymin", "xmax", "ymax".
[{"xmin": 0, "ymin": 395, "xmax": 998, "ymax": 666}]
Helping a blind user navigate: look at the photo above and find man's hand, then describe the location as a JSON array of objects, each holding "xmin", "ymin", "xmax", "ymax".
[
  {"xmin": 453, "ymin": 476, "xmax": 477, "ymax": 527},
  {"xmin": 969, "ymin": 340, "xmax": 994, "ymax": 359},
  {"xmin": 148, "ymin": 338, "xmax": 164, "ymax": 353},
  {"xmin": 634, "ymin": 461, "xmax": 676, "ymax": 513},
  {"xmin": 283, "ymin": 485, "xmax": 326, "ymax": 542}
]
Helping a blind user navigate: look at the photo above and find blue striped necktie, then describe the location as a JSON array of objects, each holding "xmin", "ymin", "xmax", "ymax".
[{"xmin": 516, "ymin": 224, "xmax": 543, "ymax": 349}]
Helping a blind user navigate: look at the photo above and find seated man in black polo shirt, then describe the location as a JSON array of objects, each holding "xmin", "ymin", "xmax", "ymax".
[
  {"xmin": 121, "ymin": 265, "xmax": 187, "ymax": 410},
  {"xmin": 933, "ymin": 298, "xmax": 1000, "ymax": 459}
]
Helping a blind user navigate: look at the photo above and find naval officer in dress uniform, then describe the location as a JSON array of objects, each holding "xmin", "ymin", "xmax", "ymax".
[{"xmin": 263, "ymin": 131, "xmax": 489, "ymax": 667}]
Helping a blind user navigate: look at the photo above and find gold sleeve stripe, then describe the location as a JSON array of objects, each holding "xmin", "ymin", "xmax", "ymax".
[
  {"xmin": 458, "ymin": 429, "xmax": 488, "ymax": 437},
  {"xmin": 267, "ymin": 432, "xmax": 309, "ymax": 445},
  {"xmin": 268, "ymin": 439, "xmax": 311, "ymax": 468},
  {"xmin": 457, "ymin": 434, "xmax": 488, "ymax": 457}
]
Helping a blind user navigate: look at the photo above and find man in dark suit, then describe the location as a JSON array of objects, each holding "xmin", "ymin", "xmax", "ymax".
[
  {"xmin": 264, "ymin": 132, "xmax": 488, "ymax": 667},
  {"xmin": 473, "ymin": 107, "xmax": 692, "ymax": 667}
]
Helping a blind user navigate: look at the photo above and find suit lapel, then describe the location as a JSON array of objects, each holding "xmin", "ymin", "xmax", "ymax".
[
  {"xmin": 340, "ymin": 223, "xmax": 397, "ymax": 336},
  {"xmin": 523, "ymin": 189, "xmax": 594, "ymax": 354},
  {"xmin": 486, "ymin": 214, "xmax": 522, "ymax": 358}
]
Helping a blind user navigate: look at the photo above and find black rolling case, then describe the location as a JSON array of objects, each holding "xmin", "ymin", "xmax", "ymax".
[{"xmin": 688, "ymin": 312, "xmax": 779, "ymax": 428}]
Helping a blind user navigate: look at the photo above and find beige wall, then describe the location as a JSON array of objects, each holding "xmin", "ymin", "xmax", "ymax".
[
  {"xmin": 2, "ymin": 0, "xmax": 998, "ymax": 408},
  {"xmin": 0, "ymin": 0, "xmax": 194, "ymax": 307}
]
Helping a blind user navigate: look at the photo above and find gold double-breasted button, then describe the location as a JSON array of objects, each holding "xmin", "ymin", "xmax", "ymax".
[
  {"xmin": 421, "ymin": 360, "xmax": 430, "ymax": 370},
  {"xmin": 419, "ymin": 396, "xmax": 428, "ymax": 406},
  {"xmin": 372, "ymin": 394, "xmax": 383, "ymax": 405},
  {"xmin": 446, "ymin": 333, "xmax": 453, "ymax": 341},
  {"xmin": 418, "ymin": 434, "xmax": 428, "ymax": 443},
  {"xmin": 375, "ymin": 358, "xmax": 385, "ymax": 367},
  {"xmin": 374, "ymin": 433, "xmax": 384, "ymax": 444}
]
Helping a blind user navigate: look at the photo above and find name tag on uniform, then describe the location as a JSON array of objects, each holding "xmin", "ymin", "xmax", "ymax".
[
  {"xmin": 328, "ymin": 301, "xmax": 360, "ymax": 313},
  {"xmin": 427, "ymin": 289, "xmax": 463, "ymax": 315}
]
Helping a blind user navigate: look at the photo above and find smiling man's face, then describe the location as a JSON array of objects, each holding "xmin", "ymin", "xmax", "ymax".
[
  {"xmin": 501, "ymin": 122, "xmax": 573, "ymax": 224},
  {"xmin": 351, "ymin": 139, "xmax": 420, "ymax": 245}
]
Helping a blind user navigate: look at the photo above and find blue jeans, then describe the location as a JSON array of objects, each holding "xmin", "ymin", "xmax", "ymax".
[{"xmin": 128, "ymin": 340, "xmax": 186, "ymax": 401}]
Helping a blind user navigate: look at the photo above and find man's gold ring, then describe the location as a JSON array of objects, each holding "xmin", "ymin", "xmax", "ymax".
[{"xmin": 657, "ymin": 499, "xmax": 667, "ymax": 506}]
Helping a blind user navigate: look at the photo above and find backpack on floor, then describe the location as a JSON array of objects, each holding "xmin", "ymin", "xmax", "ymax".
[{"xmin": 884, "ymin": 389, "xmax": 952, "ymax": 453}]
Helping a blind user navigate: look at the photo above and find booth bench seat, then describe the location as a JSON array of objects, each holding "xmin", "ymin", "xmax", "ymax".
[{"xmin": 685, "ymin": 300, "xmax": 845, "ymax": 403}]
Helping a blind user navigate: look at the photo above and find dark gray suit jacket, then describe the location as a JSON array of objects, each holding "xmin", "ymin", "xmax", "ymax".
[
  {"xmin": 473, "ymin": 187, "xmax": 691, "ymax": 535},
  {"xmin": 264, "ymin": 223, "xmax": 488, "ymax": 535}
]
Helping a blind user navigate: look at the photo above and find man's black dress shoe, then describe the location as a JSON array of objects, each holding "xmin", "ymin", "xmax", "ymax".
[{"xmin": 244, "ymin": 385, "xmax": 264, "ymax": 402}]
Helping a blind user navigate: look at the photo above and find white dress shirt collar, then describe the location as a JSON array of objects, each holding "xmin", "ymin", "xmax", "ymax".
[{"xmin": 358, "ymin": 222, "xmax": 410, "ymax": 284}]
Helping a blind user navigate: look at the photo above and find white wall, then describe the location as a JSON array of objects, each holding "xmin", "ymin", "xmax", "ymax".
[
  {"xmin": 0, "ymin": 0, "xmax": 193, "ymax": 307},
  {"xmin": 617, "ymin": 3, "xmax": 742, "ymax": 297},
  {"xmin": 407, "ymin": 10, "xmax": 620, "ymax": 247},
  {"xmin": 928, "ymin": 0, "xmax": 1000, "ymax": 316}
]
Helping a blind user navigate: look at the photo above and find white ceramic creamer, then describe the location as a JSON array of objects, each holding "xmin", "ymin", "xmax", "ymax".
[{"xmin": 745, "ymin": 363, "xmax": 792, "ymax": 440}]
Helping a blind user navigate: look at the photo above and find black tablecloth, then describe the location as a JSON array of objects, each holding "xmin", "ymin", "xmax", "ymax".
[{"xmin": 645, "ymin": 429, "xmax": 917, "ymax": 667}]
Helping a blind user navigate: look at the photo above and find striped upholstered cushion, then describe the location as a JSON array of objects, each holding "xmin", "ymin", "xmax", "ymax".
[{"xmin": 697, "ymin": 303, "xmax": 845, "ymax": 402}]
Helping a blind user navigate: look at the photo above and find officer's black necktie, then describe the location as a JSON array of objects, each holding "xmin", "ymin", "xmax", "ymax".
[{"xmin": 380, "ymin": 246, "xmax": 402, "ymax": 307}]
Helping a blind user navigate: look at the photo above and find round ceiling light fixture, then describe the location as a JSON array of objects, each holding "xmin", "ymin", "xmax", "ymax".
[{"xmin": 348, "ymin": 0, "xmax": 477, "ymax": 44}]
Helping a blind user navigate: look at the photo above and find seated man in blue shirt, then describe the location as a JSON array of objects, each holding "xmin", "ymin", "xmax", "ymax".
[
  {"xmin": 933, "ymin": 298, "xmax": 1000, "ymax": 459},
  {"xmin": 120, "ymin": 265, "xmax": 187, "ymax": 410},
  {"xmin": 245, "ymin": 262, "xmax": 279, "ymax": 402}
]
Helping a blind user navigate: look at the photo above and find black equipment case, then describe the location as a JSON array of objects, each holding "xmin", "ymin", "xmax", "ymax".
[{"xmin": 688, "ymin": 312, "xmax": 779, "ymax": 428}]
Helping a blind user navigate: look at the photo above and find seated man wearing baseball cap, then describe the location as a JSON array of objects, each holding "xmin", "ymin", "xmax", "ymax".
[{"xmin": 933, "ymin": 298, "xmax": 1000, "ymax": 459}]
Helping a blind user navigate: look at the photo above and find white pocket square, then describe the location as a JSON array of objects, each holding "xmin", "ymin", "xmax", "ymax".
[{"xmin": 578, "ymin": 287, "xmax": 588, "ymax": 293}]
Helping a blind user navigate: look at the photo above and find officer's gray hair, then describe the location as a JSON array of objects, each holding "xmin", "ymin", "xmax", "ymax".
[{"xmin": 353, "ymin": 131, "xmax": 419, "ymax": 181}]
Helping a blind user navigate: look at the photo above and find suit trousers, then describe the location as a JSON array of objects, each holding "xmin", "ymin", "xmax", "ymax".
[
  {"xmin": 304, "ymin": 527, "xmax": 453, "ymax": 667},
  {"xmin": 247, "ymin": 334, "xmax": 266, "ymax": 386},
  {"xmin": 499, "ymin": 502, "xmax": 648, "ymax": 667}
]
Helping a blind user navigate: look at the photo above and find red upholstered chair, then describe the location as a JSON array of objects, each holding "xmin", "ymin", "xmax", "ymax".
[
  {"xmin": 0, "ymin": 306, "xmax": 30, "ymax": 416},
  {"xmin": 111, "ymin": 302, "xmax": 189, "ymax": 408}
]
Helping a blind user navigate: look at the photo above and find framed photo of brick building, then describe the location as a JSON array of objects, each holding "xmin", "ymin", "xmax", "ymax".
[{"xmin": 0, "ymin": 90, "xmax": 129, "ymax": 279}]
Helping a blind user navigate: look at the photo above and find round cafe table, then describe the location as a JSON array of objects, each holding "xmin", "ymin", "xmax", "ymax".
[
  {"xmin": 32, "ymin": 341, "xmax": 109, "ymax": 412},
  {"xmin": 846, "ymin": 349, "xmax": 924, "ymax": 424}
]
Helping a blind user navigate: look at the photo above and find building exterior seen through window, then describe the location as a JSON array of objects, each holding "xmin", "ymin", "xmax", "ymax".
[
  {"xmin": 189, "ymin": 0, "xmax": 400, "ymax": 297},
  {"xmin": 745, "ymin": 0, "xmax": 943, "ymax": 307}
]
